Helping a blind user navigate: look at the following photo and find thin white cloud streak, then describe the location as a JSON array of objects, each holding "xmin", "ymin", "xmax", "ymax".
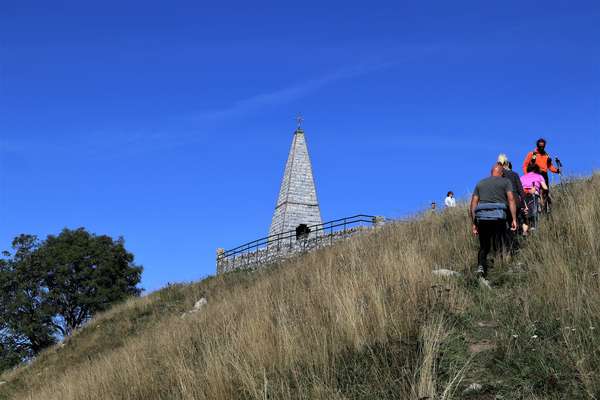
[
  {"xmin": 77, "ymin": 62, "xmax": 398, "ymax": 157},
  {"xmin": 194, "ymin": 61, "xmax": 396, "ymax": 121},
  {"xmin": 1, "ymin": 61, "xmax": 397, "ymax": 159}
]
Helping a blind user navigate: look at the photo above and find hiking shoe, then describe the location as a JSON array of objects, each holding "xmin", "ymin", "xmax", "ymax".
[{"xmin": 476, "ymin": 265, "xmax": 486, "ymax": 279}]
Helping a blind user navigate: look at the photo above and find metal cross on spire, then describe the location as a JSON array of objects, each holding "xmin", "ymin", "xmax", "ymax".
[{"xmin": 296, "ymin": 113, "xmax": 304, "ymax": 130}]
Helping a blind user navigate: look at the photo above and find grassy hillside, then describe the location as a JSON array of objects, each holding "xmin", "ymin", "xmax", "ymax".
[{"xmin": 1, "ymin": 174, "xmax": 599, "ymax": 399}]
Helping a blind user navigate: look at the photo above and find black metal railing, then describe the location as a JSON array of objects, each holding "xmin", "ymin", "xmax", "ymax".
[{"xmin": 217, "ymin": 214, "xmax": 377, "ymax": 263}]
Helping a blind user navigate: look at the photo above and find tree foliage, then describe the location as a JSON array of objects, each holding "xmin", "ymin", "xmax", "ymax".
[
  {"xmin": 0, "ymin": 235, "xmax": 57, "ymax": 358},
  {"xmin": 0, "ymin": 228, "xmax": 142, "ymax": 370},
  {"xmin": 39, "ymin": 229, "xmax": 143, "ymax": 335}
]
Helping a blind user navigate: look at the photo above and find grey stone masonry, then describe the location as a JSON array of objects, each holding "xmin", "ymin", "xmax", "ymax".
[
  {"xmin": 217, "ymin": 226, "xmax": 371, "ymax": 274},
  {"xmin": 269, "ymin": 128, "xmax": 322, "ymax": 235},
  {"xmin": 269, "ymin": 128, "xmax": 322, "ymax": 236}
]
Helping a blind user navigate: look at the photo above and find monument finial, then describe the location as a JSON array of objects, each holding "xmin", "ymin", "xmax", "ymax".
[{"xmin": 296, "ymin": 113, "xmax": 304, "ymax": 130}]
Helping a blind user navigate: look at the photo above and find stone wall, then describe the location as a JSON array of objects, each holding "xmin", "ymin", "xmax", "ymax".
[{"xmin": 217, "ymin": 226, "xmax": 372, "ymax": 274}]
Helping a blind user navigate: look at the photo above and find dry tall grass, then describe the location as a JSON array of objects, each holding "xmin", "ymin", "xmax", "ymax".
[
  {"xmin": 2, "ymin": 174, "xmax": 599, "ymax": 399},
  {"xmin": 3, "ymin": 207, "xmax": 474, "ymax": 400},
  {"xmin": 494, "ymin": 174, "xmax": 600, "ymax": 397}
]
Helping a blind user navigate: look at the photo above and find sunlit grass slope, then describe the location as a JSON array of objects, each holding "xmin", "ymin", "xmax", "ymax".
[{"xmin": 1, "ymin": 174, "xmax": 599, "ymax": 400}]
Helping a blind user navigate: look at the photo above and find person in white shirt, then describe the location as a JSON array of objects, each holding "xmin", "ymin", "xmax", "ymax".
[{"xmin": 445, "ymin": 191, "xmax": 456, "ymax": 208}]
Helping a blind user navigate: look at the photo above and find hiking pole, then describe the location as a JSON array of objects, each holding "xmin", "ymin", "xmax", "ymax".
[
  {"xmin": 555, "ymin": 157, "xmax": 563, "ymax": 185},
  {"xmin": 548, "ymin": 157, "xmax": 563, "ymax": 214},
  {"xmin": 555, "ymin": 157, "xmax": 563, "ymax": 169},
  {"xmin": 555, "ymin": 157, "xmax": 564, "ymax": 201}
]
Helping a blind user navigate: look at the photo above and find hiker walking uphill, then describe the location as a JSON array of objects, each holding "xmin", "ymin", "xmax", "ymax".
[
  {"xmin": 498, "ymin": 154, "xmax": 525, "ymax": 206},
  {"xmin": 522, "ymin": 138, "xmax": 561, "ymax": 213},
  {"xmin": 522, "ymin": 138, "xmax": 560, "ymax": 182},
  {"xmin": 469, "ymin": 164, "xmax": 518, "ymax": 279},
  {"xmin": 498, "ymin": 154, "xmax": 525, "ymax": 245},
  {"xmin": 520, "ymin": 164, "xmax": 548, "ymax": 234}
]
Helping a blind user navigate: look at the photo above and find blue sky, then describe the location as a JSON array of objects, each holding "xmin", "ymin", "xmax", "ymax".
[{"xmin": 1, "ymin": 1, "xmax": 599, "ymax": 292}]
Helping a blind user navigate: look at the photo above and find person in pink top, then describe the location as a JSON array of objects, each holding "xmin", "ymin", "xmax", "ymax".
[
  {"xmin": 520, "ymin": 164, "xmax": 548, "ymax": 234},
  {"xmin": 521, "ymin": 164, "xmax": 548, "ymax": 194}
]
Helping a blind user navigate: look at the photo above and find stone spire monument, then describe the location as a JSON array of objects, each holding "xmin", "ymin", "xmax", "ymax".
[{"xmin": 269, "ymin": 117, "xmax": 322, "ymax": 237}]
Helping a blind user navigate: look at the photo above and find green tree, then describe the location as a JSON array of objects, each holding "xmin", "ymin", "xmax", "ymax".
[
  {"xmin": 39, "ymin": 228, "xmax": 142, "ymax": 335},
  {"xmin": 0, "ymin": 228, "xmax": 142, "ymax": 370},
  {"xmin": 0, "ymin": 235, "xmax": 56, "ymax": 364}
]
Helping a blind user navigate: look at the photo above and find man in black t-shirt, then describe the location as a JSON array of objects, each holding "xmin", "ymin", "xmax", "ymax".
[
  {"xmin": 469, "ymin": 164, "xmax": 517, "ymax": 279},
  {"xmin": 497, "ymin": 154, "xmax": 526, "ymax": 250},
  {"xmin": 497, "ymin": 155, "xmax": 525, "ymax": 206}
]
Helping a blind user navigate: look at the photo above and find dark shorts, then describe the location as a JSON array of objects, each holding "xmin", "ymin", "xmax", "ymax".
[{"xmin": 517, "ymin": 206, "xmax": 526, "ymax": 225}]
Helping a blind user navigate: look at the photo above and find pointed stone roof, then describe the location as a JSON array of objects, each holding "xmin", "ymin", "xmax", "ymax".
[{"xmin": 269, "ymin": 128, "xmax": 322, "ymax": 236}]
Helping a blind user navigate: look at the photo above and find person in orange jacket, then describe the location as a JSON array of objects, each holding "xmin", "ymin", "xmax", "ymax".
[{"xmin": 522, "ymin": 138, "xmax": 560, "ymax": 186}]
